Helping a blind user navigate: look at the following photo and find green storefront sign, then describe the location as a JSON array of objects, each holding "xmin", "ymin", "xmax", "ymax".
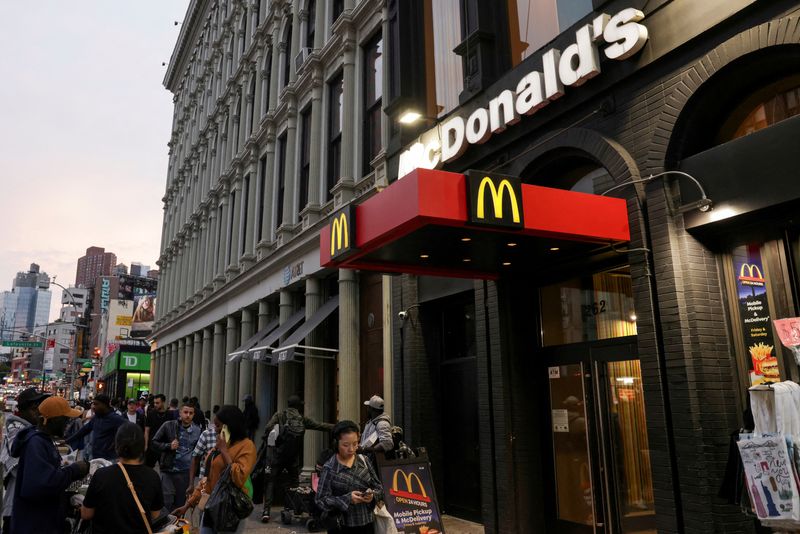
[{"xmin": 119, "ymin": 352, "xmax": 151, "ymax": 371}]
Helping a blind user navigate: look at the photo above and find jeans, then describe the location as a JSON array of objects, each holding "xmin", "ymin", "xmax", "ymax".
[
  {"xmin": 262, "ymin": 460, "xmax": 300, "ymax": 513},
  {"xmin": 161, "ymin": 471, "xmax": 190, "ymax": 511}
]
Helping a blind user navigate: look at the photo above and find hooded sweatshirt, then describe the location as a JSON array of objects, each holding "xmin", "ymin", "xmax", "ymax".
[
  {"xmin": 0, "ymin": 414, "xmax": 32, "ymax": 517},
  {"xmin": 66, "ymin": 410, "xmax": 126, "ymax": 460},
  {"xmin": 10, "ymin": 426, "xmax": 84, "ymax": 534}
]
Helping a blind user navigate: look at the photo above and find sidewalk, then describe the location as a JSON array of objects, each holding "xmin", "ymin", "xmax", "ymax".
[{"xmin": 240, "ymin": 506, "xmax": 311, "ymax": 533}]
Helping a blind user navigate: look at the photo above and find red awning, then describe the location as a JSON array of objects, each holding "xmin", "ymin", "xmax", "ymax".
[{"xmin": 320, "ymin": 169, "xmax": 630, "ymax": 279}]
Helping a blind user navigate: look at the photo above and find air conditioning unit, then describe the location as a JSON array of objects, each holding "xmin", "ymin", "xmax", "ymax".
[{"xmin": 294, "ymin": 47, "xmax": 312, "ymax": 74}]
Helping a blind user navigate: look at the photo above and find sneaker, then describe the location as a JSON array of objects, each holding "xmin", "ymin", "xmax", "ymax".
[{"xmin": 261, "ymin": 511, "xmax": 270, "ymax": 523}]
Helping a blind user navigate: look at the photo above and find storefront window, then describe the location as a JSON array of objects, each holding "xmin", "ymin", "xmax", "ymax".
[
  {"xmin": 540, "ymin": 266, "xmax": 637, "ymax": 346},
  {"xmin": 507, "ymin": 0, "xmax": 592, "ymax": 66},
  {"xmin": 718, "ymin": 74, "xmax": 800, "ymax": 142},
  {"xmin": 424, "ymin": 0, "xmax": 463, "ymax": 117}
]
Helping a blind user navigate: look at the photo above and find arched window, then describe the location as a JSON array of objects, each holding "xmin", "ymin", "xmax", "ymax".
[
  {"xmin": 282, "ymin": 21, "xmax": 293, "ymax": 88},
  {"xmin": 718, "ymin": 74, "xmax": 800, "ymax": 142},
  {"xmin": 521, "ymin": 151, "xmax": 611, "ymax": 195},
  {"xmin": 261, "ymin": 50, "xmax": 272, "ymax": 116}
]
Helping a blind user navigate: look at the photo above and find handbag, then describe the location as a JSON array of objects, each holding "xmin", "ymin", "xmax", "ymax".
[
  {"xmin": 204, "ymin": 465, "xmax": 254, "ymax": 532},
  {"xmin": 374, "ymin": 503, "xmax": 399, "ymax": 534},
  {"xmin": 119, "ymin": 463, "xmax": 182, "ymax": 534}
]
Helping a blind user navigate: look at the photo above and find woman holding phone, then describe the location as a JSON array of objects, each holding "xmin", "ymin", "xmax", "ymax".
[
  {"xmin": 316, "ymin": 420, "xmax": 384, "ymax": 534},
  {"xmin": 174, "ymin": 405, "xmax": 256, "ymax": 533}
]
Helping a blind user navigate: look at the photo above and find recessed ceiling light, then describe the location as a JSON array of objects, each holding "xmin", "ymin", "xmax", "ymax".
[
  {"xmin": 463, "ymin": 258, "xmax": 471, "ymax": 263},
  {"xmin": 502, "ymin": 262, "xmax": 511, "ymax": 266},
  {"xmin": 507, "ymin": 242, "xmax": 517, "ymax": 247},
  {"xmin": 420, "ymin": 254, "xmax": 429, "ymax": 259},
  {"xmin": 549, "ymin": 247, "xmax": 560, "ymax": 251},
  {"xmin": 461, "ymin": 237, "xmax": 471, "ymax": 242}
]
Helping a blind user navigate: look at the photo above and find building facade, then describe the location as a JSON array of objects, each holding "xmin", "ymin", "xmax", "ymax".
[
  {"xmin": 75, "ymin": 246, "xmax": 117, "ymax": 288},
  {"xmin": 0, "ymin": 264, "xmax": 52, "ymax": 342}
]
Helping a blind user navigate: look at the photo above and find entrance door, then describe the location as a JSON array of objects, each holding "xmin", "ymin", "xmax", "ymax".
[{"xmin": 545, "ymin": 339, "xmax": 656, "ymax": 534}]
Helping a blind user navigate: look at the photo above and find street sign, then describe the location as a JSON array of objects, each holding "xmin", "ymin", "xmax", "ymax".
[{"xmin": 1, "ymin": 341, "xmax": 43, "ymax": 348}]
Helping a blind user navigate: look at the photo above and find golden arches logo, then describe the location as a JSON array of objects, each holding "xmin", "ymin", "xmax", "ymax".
[
  {"xmin": 389, "ymin": 469, "xmax": 431, "ymax": 502},
  {"xmin": 330, "ymin": 213, "xmax": 349, "ymax": 256},
  {"xmin": 476, "ymin": 177, "xmax": 521, "ymax": 223},
  {"xmin": 739, "ymin": 263, "xmax": 764, "ymax": 281}
]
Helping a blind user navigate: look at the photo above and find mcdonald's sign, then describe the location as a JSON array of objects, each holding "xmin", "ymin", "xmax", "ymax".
[
  {"xmin": 389, "ymin": 468, "xmax": 432, "ymax": 502},
  {"xmin": 329, "ymin": 206, "xmax": 356, "ymax": 260},
  {"xmin": 738, "ymin": 263, "xmax": 766, "ymax": 286},
  {"xmin": 466, "ymin": 170, "xmax": 524, "ymax": 229}
]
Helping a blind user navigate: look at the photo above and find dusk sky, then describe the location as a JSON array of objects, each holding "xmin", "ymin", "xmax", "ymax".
[{"xmin": 0, "ymin": 1, "xmax": 190, "ymax": 322}]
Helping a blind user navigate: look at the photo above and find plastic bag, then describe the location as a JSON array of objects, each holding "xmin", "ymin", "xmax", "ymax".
[
  {"xmin": 205, "ymin": 466, "xmax": 254, "ymax": 532},
  {"xmin": 374, "ymin": 503, "xmax": 399, "ymax": 534}
]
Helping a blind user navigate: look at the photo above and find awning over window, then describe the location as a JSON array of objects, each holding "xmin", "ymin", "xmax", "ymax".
[
  {"xmin": 272, "ymin": 295, "xmax": 340, "ymax": 365},
  {"xmin": 245, "ymin": 308, "xmax": 306, "ymax": 363},
  {"xmin": 227, "ymin": 318, "xmax": 280, "ymax": 363}
]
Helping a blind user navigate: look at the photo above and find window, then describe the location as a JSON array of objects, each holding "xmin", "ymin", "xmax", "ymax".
[
  {"xmin": 299, "ymin": 107, "xmax": 312, "ymax": 210},
  {"xmin": 282, "ymin": 23, "xmax": 293, "ymax": 89},
  {"xmin": 240, "ymin": 13, "xmax": 247, "ymax": 56},
  {"xmin": 507, "ymin": 0, "xmax": 592, "ymax": 66},
  {"xmin": 240, "ymin": 174, "xmax": 250, "ymax": 256},
  {"xmin": 424, "ymin": 0, "xmax": 463, "ymax": 117},
  {"xmin": 233, "ymin": 94, "xmax": 242, "ymax": 155},
  {"xmin": 276, "ymin": 134, "xmax": 287, "ymax": 228},
  {"xmin": 331, "ymin": 0, "xmax": 344, "ymax": 24},
  {"xmin": 718, "ymin": 75, "xmax": 800, "ymax": 142},
  {"xmin": 257, "ymin": 156, "xmax": 267, "ymax": 242},
  {"xmin": 249, "ymin": 75, "xmax": 257, "ymax": 133},
  {"xmin": 523, "ymin": 156, "xmax": 611, "ymax": 195},
  {"xmin": 255, "ymin": 0, "xmax": 261, "ymax": 27},
  {"xmin": 327, "ymin": 73, "xmax": 343, "ymax": 201},
  {"xmin": 227, "ymin": 190, "xmax": 236, "ymax": 263},
  {"xmin": 362, "ymin": 34, "xmax": 383, "ymax": 174},
  {"xmin": 306, "ymin": 0, "xmax": 316, "ymax": 49},
  {"xmin": 215, "ymin": 205, "xmax": 223, "ymax": 266},
  {"xmin": 261, "ymin": 51, "xmax": 272, "ymax": 116}
]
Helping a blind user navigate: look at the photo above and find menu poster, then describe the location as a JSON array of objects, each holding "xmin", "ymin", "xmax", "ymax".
[
  {"xmin": 379, "ymin": 460, "xmax": 445, "ymax": 534},
  {"xmin": 733, "ymin": 245, "xmax": 780, "ymax": 385},
  {"xmin": 738, "ymin": 436, "xmax": 800, "ymax": 521}
]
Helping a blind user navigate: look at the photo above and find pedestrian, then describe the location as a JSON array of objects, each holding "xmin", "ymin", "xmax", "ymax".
[
  {"xmin": 110, "ymin": 398, "xmax": 123, "ymax": 416},
  {"xmin": 358, "ymin": 395, "xmax": 393, "ymax": 460},
  {"xmin": 174, "ymin": 405, "xmax": 257, "ymax": 534},
  {"xmin": 67, "ymin": 394, "xmax": 127, "ymax": 461},
  {"xmin": 10, "ymin": 396, "xmax": 90, "ymax": 534},
  {"xmin": 124, "ymin": 398, "xmax": 146, "ymax": 430},
  {"xmin": 316, "ymin": 420, "xmax": 384, "ymax": 534},
  {"xmin": 136, "ymin": 397, "xmax": 147, "ymax": 416},
  {"xmin": 0, "ymin": 388, "xmax": 49, "ymax": 534},
  {"xmin": 186, "ymin": 423, "xmax": 217, "ymax": 498},
  {"xmin": 191, "ymin": 397, "xmax": 207, "ymax": 430},
  {"xmin": 261, "ymin": 394, "xmax": 334, "ymax": 522},
  {"xmin": 144, "ymin": 393, "xmax": 169, "ymax": 468},
  {"xmin": 167, "ymin": 398, "xmax": 180, "ymax": 420},
  {"xmin": 242, "ymin": 395, "xmax": 259, "ymax": 440},
  {"xmin": 152, "ymin": 402, "xmax": 201, "ymax": 511},
  {"xmin": 80, "ymin": 422, "xmax": 164, "ymax": 534}
]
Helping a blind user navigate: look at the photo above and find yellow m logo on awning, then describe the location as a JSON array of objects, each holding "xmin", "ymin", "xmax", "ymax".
[
  {"xmin": 476, "ymin": 177, "xmax": 521, "ymax": 223},
  {"xmin": 330, "ymin": 212, "xmax": 349, "ymax": 256}
]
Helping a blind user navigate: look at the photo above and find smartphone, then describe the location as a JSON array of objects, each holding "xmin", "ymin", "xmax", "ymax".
[{"xmin": 220, "ymin": 425, "xmax": 231, "ymax": 444}]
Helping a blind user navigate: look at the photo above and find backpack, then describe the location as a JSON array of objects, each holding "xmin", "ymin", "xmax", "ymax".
[{"xmin": 273, "ymin": 410, "xmax": 305, "ymax": 464}]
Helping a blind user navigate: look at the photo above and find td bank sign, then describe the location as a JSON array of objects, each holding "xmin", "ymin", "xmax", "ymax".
[{"xmin": 398, "ymin": 8, "xmax": 648, "ymax": 178}]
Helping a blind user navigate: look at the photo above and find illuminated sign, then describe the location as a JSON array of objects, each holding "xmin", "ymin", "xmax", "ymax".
[
  {"xmin": 739, "ymin": 263, "xmax": 766, "ymax": 286},
  {"xmin": 329, "ymin": 206, "xmax": 356, "ymax": 260},
  {"xmin": 398, "ymin": 8, "xmax": 648, "ymax": 178},
  {"xmin": 390, "ymin": 469, "xmax": 431, "ymax": 503},
  {"xmin": 467, "ymin": 171, "xmax": 524, "ymax": 229}
]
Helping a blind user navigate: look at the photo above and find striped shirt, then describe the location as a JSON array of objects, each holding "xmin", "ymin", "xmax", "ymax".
[{"xmin": 191, "ymin": 427, "xmax": 217, "ymax": 477}]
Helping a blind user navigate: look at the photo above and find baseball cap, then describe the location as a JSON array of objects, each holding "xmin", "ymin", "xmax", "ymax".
[
  {"xmin": 363, "ymin": 395, "xmax": 384, "ymax": 410},
  {"xmin": 39, "ymin": 396, "xmax": 82, "ymax": 422},
  {"xmin": 17, "ymin": 388, "xmax": 50, "ymax": 409}
]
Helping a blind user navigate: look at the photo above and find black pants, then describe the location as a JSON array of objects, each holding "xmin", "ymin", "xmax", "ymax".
[
  {"xmin": 262, "ymin": 460, "xmax": 299, "ymax": 513},
  {"xmin": 145, "ymin": 447, "xmax": 159, "ymax": 468}
]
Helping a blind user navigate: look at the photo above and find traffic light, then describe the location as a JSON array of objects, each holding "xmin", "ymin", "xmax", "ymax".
[
  {"xmin": 92, "ymin": 347, "xmax": 101, "ymax": 359},
  {"xmin": 96, "ymin": 381, "xmax": 105, "ymax": 392}
]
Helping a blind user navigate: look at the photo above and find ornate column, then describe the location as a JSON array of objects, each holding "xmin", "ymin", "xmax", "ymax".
[
  {"xmin": 226, "ymin": 174, "xmax": 242, "ymax": 276},
  {"xmin": 255, "ymin": 299, "xmax": 276, "ymax": 438},
  {"xmin": 176, "ymin": 337, "xmax": 186, "ymax": 399},
  {"xmin": 277, "ymin": 290, "xmax": 299, "ymax": 410},
  {"xmin": 303, "ymin": 278, "xmax": 325, "ymax": 473},
  {"xmin": 200, "ymin": 327, "xmax": 214, "ymax": 410},
  {"xmin": 338, "ymin": 269, "xmax": 360, "ymax": 421},
  {"xmin": 212, "ymin": 321, "xmax": 226, "ymax": 409},
  {"xmin": 224, "ymin": 314, "xmax": 240, "ymax": 405},
  {"xmin": 192, "ymin": 331, "xmax": 203, "ymax": 398},
  {"xmin": 240, "ymin": 156, "xmax": 258, "ymax": 270},
  {"xmin": 239, "ymin": 308, "xmax": 255, "ymax": 402},
  {"xmin": 278, "ymin": 96, "xmax": 298, "ymax": 235},
  {"xmin": 183, "ymin": 334, "xmax": 194, "ymax": 397}
]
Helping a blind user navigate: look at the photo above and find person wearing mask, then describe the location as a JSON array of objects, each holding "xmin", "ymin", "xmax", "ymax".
[
  {"xmin": 10, "ymin": 396, "xmax": 89, "ymax": 534},
  {"xmin": 358, "ymin": 396, "xmax": 393, "ymax": 459},
  {"xmin": 66, "ymin": 394, "xmax": 126, "ymax": 461},
  {"xmin": 144, "ymin": 394, "xmax": 169, "ymax": 468},
  {"xmin": 242, "ymin": 395, "xmax": 259, "ymax": 441},
  {"xmin": 152, "ymin": 403, "xmax": 201, "ymax": 511},
  {"xmin": 124, "ymin": 399, "xmax": 145, "ymax": 430},
  {"xmin": 316, "ymin": 420, "xmax": 384, "ymax": 534},
  {"xmin": 261, "ymin": 394, "xmax": 334, "ymax": 522},
  {"xmin": 80, "ymin": 423, "xmax": 164, "ymax": 534},
  {"xmin": 175, "ymin": 405, "xmax": 257, "ymax": 534},
  {"xmin": 0, "ymin": 388, "xmax": 49, "ymax": 534}
]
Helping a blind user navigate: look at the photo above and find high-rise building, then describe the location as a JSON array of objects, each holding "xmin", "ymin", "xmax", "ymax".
[
  {"xmin": 75, "ymin": 247, "xmax": 116, "ymax": 288},
  {"xmin": 0, "ymin": 264, "xmax": 52, "ymax": 341},
  {"xmin": 130, "ymin": 263, "xmax": 150, "ymax": 277}
]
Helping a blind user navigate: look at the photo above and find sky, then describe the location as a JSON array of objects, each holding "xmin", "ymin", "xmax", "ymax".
[{"xmin": 0, "ymin": 1, "xmax": 190, "ymax": 322}]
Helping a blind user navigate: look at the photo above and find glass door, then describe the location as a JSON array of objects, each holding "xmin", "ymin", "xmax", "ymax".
[{"xmin": 545, "ymin": 341, "xmax": 657, "ymax": 534}]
